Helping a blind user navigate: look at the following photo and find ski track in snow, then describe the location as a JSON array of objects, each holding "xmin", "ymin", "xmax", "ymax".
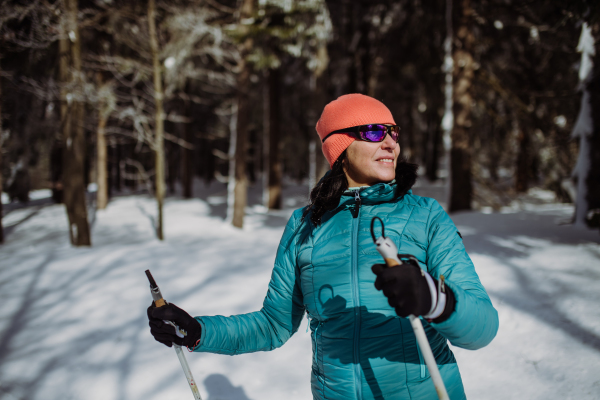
[{"xmin": 0, "ymin": 183, "xmax": 599, "ymax": 400}]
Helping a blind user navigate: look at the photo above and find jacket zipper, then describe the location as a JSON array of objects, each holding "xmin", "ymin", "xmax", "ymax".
[
  {"xmin": 353, "ymin": 190, "xmax": 362, "ymax": 217},
  {"xmin": 351, "ymin": 190, "xmax": 363, "ymax": 399}
]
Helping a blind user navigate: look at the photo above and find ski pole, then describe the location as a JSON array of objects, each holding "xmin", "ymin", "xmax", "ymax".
[
  {"xmin": 145, "ymin": 269, "xmax": 203, "ymax": 400},
  {"xmin": 370, "ymin": 218, "xmax": 450, "ymax": 400}
]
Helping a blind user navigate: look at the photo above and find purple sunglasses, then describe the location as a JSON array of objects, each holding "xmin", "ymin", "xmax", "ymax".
[{"xmin": 322, "ymin": 124, "xmax": 401, "ymax": 143}]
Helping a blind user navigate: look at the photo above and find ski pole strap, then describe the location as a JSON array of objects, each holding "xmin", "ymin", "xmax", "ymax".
[
  {"xmin": 422, "ymin": 271, "xmax": 438, "ymax": 316},
  {"xmin": 424, "ymin": 275, "xmax": 447, "ymax": 320},
  {"xmin": 187, "ymin": 338, "xmax": 201, "ymax": 352}
]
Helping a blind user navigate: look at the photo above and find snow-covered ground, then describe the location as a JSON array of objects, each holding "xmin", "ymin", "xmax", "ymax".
[{"xmin": 0, "ymin": 181, "xmax": 599, "ymax": 400}]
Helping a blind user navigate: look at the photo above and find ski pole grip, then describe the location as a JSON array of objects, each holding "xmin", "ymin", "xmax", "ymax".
[
  {"xmin": 374, "ymin": 237, "xmax": 401, "ymax": 267},
  {"xmin": 384, "ymin": 257, "xmax": 401, "ymax": 267},
  {"xmin": 145, "ymin": 269, "xmax": 167, "ymax": 307}
]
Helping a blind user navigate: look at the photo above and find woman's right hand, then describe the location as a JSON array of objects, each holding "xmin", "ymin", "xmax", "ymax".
[
  {"xmin": 371, "ymin": 261, "xmax": 455, "ymax": 322},
  {"xmin": 147, "ymin": 302, "xmax": 202, "ymax": 349}
]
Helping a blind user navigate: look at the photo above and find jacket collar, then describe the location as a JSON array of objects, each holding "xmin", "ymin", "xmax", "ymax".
[{"xmin": 339, "ymin": 179, "xmax": 411, "ymax": 206}]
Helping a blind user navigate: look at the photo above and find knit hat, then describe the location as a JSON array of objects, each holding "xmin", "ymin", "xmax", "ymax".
[{"xmin": 315, "ymin": 94, "xmax": 396, "ymax": 167}]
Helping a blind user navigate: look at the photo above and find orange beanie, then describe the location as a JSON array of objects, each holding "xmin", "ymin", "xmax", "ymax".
[{"xmin": 315, "ymin": 94, "xmax": 396, "ymax": 167}]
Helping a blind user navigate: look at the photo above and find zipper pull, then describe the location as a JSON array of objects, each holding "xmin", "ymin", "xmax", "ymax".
[{"xmin": 354, "ymin": 190, "xmax": 362, "ymax": 218}]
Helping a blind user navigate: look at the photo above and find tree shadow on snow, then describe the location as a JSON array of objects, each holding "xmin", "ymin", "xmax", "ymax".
[
  {"xmin": 204, "ymin": 374, "xmax": 253, "ymax": 400},
  {"xmin": 453, "ymin": 210, "xmax": 600, "ymax": 353},
  {"xmin": 0, "ymin": 241, "xmax": 205, "ymax": 400},
  {"xmin": 486, "ymin": 257, "xmax": 600, "ymax": 353}
]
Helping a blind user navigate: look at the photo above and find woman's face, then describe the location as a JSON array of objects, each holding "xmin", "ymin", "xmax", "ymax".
[{"xmin": 343, "ymin": 131, "xmax": 400, "ymax": 187}]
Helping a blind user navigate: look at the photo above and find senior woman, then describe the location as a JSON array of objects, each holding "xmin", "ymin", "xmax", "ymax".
[{"xmin": 148, "ymin": 94, "xmax": 499, "ymax": 400}]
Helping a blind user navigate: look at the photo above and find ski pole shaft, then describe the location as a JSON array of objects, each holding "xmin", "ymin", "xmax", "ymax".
[
  {"xmin": 409, "ymin": 315, "xmax": 449, "ymax": 400},
  {"xmin": 377, "ymin": 251, "xmax": 449, "ymax": 400},
  {"xmin": 145, "ymin": 270, "xmax": 203, "ymax": 400},
  {"xmin": 379, "ymin": 253, "xmax": 450, "ymax": 400},
  {"xmin": 370, "ymin": 217, "xmax": 449, "ymax": 400},
  {"xmin": 174, "ymin": 344, "xmax": 201, "ymax": 398}
]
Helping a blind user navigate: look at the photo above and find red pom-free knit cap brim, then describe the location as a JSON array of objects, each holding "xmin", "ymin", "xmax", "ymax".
[{"xmin": 315, "ymin": 94, "xmax": 396, "ymax": 167}]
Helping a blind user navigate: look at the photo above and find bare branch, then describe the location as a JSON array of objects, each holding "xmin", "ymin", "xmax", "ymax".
[
  {"xmin": 212, "ymin": 148, "xmax": 229, "ymax": 160},
  {"xmin": 120, "ymin": 159, "xmax": 155, "ymax": 195},
  {"xmin": 164, "ymin": 132, "xmax": 194, "ymax": 149},
  {"xmin": 164, "ymin": 112, "xmax": 191, "ymax": 124},
  {"xmin": 214, "ymin": 170, "xmax": 229, "ymax": 183}
]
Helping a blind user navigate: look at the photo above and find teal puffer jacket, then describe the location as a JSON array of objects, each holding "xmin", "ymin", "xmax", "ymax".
[{"xmin": 195, "ymin": 181, "xmax": 499, "ymax": 400}]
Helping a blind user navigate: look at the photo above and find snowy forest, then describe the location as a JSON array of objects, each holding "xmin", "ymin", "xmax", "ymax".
[
  {"xmin": 1, "ymin": 0, "xmax": 600, "ymax": 243},
  {"xmin": 1, "ymin": 1, "xmax": 599, "ymax": 400}
]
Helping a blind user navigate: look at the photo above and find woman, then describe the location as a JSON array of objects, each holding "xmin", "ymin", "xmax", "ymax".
[{"xmin": 148, "ymin": 94, "xmax": 499, "ymax": 400}]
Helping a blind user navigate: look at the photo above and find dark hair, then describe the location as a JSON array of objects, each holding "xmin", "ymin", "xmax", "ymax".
[{"xmin": 303, "ymin": 151, "xmax": 418, "ymax": 226}]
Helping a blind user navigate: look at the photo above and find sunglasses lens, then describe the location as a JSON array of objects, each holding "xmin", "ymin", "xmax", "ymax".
[
  {"xmin": 359, "ymin": 125, "xmax": 387, "ymax": 142},
  {"xmin": 390, "ymin": 126, "xmax": 400, "ymax": 142}
]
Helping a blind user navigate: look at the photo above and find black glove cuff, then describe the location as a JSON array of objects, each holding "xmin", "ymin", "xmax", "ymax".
[
  {"xmin": 431, "ymin": 284, "xmax": 455, "ymax": 323},
  {"xmin": 184, "ymin": 319, "xmax": 202, "ymax": 349}
]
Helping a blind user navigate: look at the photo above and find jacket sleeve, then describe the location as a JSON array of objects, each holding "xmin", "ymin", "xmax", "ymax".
[
  {"xmin": 193, "ymin": 210, "xmax": 305, "ymax": 355},
  {"xmin": 425, "ymin": 200, "xmax": 499, "ymax": 350}
]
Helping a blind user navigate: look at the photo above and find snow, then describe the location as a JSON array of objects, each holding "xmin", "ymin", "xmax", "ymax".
[
  {"xmin": 0, "ymin": 181, "xmax": 599, "ymax": 400},
  {"xmin": 448, "ymin": 209, "xmax": 600, "ymax": 400},
  {"xmin": 2, "ymin": 189, "xmax": 52, "ymax": 204}
]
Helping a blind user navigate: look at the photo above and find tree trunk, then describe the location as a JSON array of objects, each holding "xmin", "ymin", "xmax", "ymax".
[
  {"xmin": 426, "ymin": 118, "xmax": 442, "ymax": 182},
  {"xmin": 148, "ymin": 0, "xmax": 165, "ymax": 240},
  {"xmin": 96, "ymin": 74, "xmax": 108, "ymax": 210},
  {"xmin": 114, "ymin": 140, "xmax": 122, "ymax": 192},
  {"xmin": 51, "ymin": 139, "xmax": 64, "ymax": 203},
  {"xmin": 404, "ymin": 102, "xmax": 415, "ymax": 161},
  {"xmin": 0, "ymin": 56, "xmax": 4, "ymax": 244},
  {"xmin": 262, "ymin": 75, "xmax": 269, "ymax": 207},
  {"xmin": 515, "ymin": 128, "xmax": 531, "ymax": 193},
  {"xmin": 61, "ymin": 0, "xmax": 91, "ymax": 246},
  {"xmin": 441, "ymin": 0, "xmax": 454, "ymax": 189},
  {"xmin": 231, "ymin": 0, "xmax": 254, "ymax": 228},
  {"xmin": 448, "ymin": 0, "xmax": 474, "ymax": 212},
  {"xmin": 233, "ymin": 67, "xmax": 250, "ymax": 227},
  {"xmin": 181, "ymin": 88, "xmax": 193, "ymax": 198},
  {"xmin": 580, "ymin": 23, "xmax": 600, "ymax": 228},
  {"xmin": 167, "ymin": 142, "xmax": 177, "ymax": 195},
  {"xmin": 308, "ymin": 139, "xmax": 317, "ymax": 195},
  {"xmin": 97, "ymin": 109, "xmax": 108, "ymax": 209},
  {"xmin": 226, "ymin": 102, "xmax": 237, "ymax": 224},
  {"xmin": 268, "ymin": 67, "xmax": 282, "ymax": 210}
]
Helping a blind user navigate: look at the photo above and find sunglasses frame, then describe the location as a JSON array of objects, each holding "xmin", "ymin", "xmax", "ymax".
[{"xmin": 322, "ymin": 124, "xmax": 401, "ymax": 144}]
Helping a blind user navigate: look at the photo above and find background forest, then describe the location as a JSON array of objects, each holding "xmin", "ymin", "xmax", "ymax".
[{"xmin": 1, "ymin": 0, "xmax": 599, "ymax": 245}]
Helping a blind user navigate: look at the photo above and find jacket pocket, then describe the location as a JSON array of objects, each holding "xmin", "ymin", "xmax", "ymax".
[
  {"xmin": 308, "ymin": 314, "xmax": 325, "ymax": 382},
  {"xmin": 416, "ymin": 343, "xmax": 429, "ymax": 380}
]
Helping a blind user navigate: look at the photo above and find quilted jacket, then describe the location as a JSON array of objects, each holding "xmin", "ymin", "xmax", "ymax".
[{"xmin": 195, "ymin": 181, "xmax": 499, "ymax": 399}]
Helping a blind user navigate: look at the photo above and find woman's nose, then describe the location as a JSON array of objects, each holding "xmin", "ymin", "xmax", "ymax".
[{"xmin": 381, "ymin": 133, "xmax": 397, "ymax": 150}]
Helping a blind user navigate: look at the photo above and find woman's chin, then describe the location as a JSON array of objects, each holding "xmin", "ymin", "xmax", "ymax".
[
  {"xmin": 373, "ymin": 165, "xmax": 396, "ymax": 180},
  {"xmin": 369, "ymin": 172, "xmax": 396, "ymax": 184}
]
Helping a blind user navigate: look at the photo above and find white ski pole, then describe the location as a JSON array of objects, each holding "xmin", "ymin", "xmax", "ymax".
[
  {"xmin": 146, "ymin": 270, "xmax": 203, "ymax": 400},
  {"xmin": 370, "ymin": 218, "xmax": 450, "ymax": 400}
]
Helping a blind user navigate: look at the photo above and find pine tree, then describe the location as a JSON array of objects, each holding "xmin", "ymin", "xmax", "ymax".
[{"xmin": 60, "ymin": 0, "xmax": 91, "ymax": 246}]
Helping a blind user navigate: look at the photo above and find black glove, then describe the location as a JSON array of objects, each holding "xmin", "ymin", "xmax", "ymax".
[
  {"xmin": 147, "ymin": 302, "xmax": 202, "ymax": 348},
  {"xmin": 372, "ymin": 257, "xmax": 455, "ymax": 322}
]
